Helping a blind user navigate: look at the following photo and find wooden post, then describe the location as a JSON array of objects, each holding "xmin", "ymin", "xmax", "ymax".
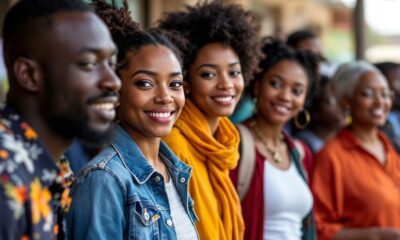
[{"xmin": 354, "ymin": 0, "xmax": 365, "ymax": 60}]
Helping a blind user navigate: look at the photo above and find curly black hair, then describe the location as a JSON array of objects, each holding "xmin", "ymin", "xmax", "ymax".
[
  {"xmin": 90, "ymin": 0, "xmax": 187, "ymax": 72},
  {"xmin": 249, "ymin": 37, "xmax": 320, "ymax": 106},
  {"xmin": 158, "ymin": 1, "xmax": 262, "ymax": 84}
]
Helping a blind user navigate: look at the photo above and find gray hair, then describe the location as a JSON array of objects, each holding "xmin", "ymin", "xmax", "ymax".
[{"xmin": 331, "ymin": 61, "xmax": 380, "ymax": 102}]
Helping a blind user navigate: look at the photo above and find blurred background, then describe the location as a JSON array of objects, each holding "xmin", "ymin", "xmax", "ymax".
[{"xmin": 0, "ymin": 0, "xmax": 399, "ymax": 101}]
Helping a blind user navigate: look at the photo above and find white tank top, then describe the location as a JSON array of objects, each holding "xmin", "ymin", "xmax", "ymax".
[
  {"xmin": 165, "ymin": 179, "xmax": 198, "ymax": 240},
  {"xmin": 263, "ymin": 161, "xmax": 313, "ymax": 240}
]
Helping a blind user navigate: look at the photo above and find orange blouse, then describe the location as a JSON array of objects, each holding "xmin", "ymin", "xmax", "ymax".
[{"xmin": 311, "ymin": 128, "xmax": 400, "ymax": 240}]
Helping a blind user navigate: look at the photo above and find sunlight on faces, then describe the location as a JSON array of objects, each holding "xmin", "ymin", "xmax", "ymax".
[
  {"xmin": 117, "ymin": 45, "xmax": 184, "ymax": 139},
  {"xmin": 255, "ymin": 60, "xmax": 308, "ymax": 126},
  {"xmin": 187, "ymin": 43, "xmax": 244, "ymax": 121},
  {"xmin": 348, "ymin": 71, "xmax": 392, "ymax": 128},
  {"xmin": 41, "ymin": 12, "xmax": 120, "ymax": 144}
]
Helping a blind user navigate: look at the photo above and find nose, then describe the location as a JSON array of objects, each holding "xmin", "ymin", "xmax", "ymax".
[
  {"xmin": 373, "ymin": 93, "xmax": 386, "ymax": 107},
  {"xmin": 154, "ymin": 85, "xmax": 173, "ymax": 104},
  {"xmin": 99, "ymin": 64, "xmax": 121, "ymax": 93},
  {"xmin": 278, "ymin": 87, "xmax": 291, "ymax": 102},
  {"xmin": 216, "ymin": 73, "xmax": 234, "ymax": 90}
]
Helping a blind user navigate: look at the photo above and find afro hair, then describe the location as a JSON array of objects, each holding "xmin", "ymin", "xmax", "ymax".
[{"xmin": 158, "ymin": 1, "xmax": 262, "ymax": 84}]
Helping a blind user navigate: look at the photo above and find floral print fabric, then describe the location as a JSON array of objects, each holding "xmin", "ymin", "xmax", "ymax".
[{"xmin": 0, "ymin": 104, "xmax": 74, "ymax": 240}]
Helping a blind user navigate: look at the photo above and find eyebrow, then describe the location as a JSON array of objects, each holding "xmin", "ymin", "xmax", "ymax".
[
  {"xmin": 264, "ymin": 74, "xmax": 306, "ymax": 85},
  {"xmin": 264, "ymin": 74, "xmax": 284, "ymax": 81},
  {"xmin": 78, "ymin": 47, "xmax": 117, "ymax": 56},
  {"xmin": 131, "ymin": 70, "xmax": 182, "ymax": 78},
  {"xmin": 196, "ymin": 61, "xmax": 240, "ymax": 71}
]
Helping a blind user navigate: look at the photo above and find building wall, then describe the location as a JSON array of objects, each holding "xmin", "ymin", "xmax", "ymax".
[{"xmin": 141, "ymin": 0, "xmax": 332, "ymax": 40}]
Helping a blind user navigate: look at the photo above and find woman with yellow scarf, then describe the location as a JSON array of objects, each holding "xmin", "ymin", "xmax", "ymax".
[{"xmin": 159, "ymin": 2, "xmax": 262, "ymax": 239}]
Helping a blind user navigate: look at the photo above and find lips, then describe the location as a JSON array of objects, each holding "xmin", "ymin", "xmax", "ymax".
[
  {"xmin": 145, "ymin": 109, "xmax": 175, "ymax": 123},
  {"xmin": 370, "ymin": 108, "xmax": 385, "ymax": 117},
  {"xmin": 271, "ymin": 102, "xmax": 292, "ymax": 115},
  {"xmin": 89, "ymin": 96, "xmax": 118, "ymax": 122},
  {"xmin": 212, "ymin": 95, "xmax": 235, "ymax": 106}
]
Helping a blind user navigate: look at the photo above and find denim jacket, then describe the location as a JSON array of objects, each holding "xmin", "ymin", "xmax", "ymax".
[{"xmin": 67, "ymin": 124, "xmax": 198, "ymax": 240}]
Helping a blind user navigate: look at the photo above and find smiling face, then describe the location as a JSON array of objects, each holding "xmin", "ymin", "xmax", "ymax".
[
  {"xmin": 117, "ymin": 45, "xmax": 184, "ymax": 139},
  {"xmin": 40, "ymin": 12, "xmax": 121, "ymax": 144},
  {"xmin": 348, "ymin": 70, "xmax": 392, "ymax": 128},
  {"xmin": 187, "ymin": 42, "xmax": 244, "ymax": 122},
  {"xmin": 255, "ymin": 60, "xmax": 308, "ymax": 126}
]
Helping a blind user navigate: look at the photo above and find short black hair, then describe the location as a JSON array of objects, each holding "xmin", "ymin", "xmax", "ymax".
[
  {"xmin": 249, "ymin": 37, "xmax": 320, "ymax": 106},
  {"xmin": 158, "ymin": 1, "xmax": 262, "ymax": 84},
  {"xmin": 374, "ymin": 61, "xmax": 400, "ymax": 75},
  {"xmin": 91, "ymin": 0, "xmax": 186, "ymax": 73},
  {"xmin": 286, "ymin": 29, "xmax": 317, "ymax": 49},
  {"xmin": 3, "ymin": 0, "xmax": 92, "ymax": 73},
  {"xmin": 309, "ymin": 75, "xmax": 330, "ymax": 111}
]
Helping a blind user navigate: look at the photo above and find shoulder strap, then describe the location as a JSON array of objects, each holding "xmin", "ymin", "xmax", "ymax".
[
  {"xmin": 293, "ymin": 139, "xmax": 309, "ymax": 180},
  {"xmin": 293, "ymin": 139, "xmax": 305, "ymax": 161},
  {"xmin": 236, "ymin": 123, "xmax": 256, "ymax": 201}
]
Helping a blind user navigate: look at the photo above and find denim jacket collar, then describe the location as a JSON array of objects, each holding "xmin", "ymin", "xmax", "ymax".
[{"xmin": 112, "ymin": 124, "xmax": 191, "ymax": 184}]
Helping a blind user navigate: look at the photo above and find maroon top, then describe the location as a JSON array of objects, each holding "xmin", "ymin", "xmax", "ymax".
[{"xmin": 230, "ymin": 131, "xmax": 315, "ymax": 240}]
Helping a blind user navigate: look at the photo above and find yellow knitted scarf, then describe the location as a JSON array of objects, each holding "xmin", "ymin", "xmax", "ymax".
[{"xmin": 165, "ymin": 99, "xmax": 244, "ymax": 240}]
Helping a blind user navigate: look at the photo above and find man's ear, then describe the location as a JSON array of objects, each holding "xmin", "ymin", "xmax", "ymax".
[{"xmin": 13, "ymin": 57, "xmax": 43, "ymax": 92}]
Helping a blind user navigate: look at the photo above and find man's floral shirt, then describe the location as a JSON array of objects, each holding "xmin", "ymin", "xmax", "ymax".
[{"xmin": 0, "ymin": 105, "xmax": 74, "ymax": 240}]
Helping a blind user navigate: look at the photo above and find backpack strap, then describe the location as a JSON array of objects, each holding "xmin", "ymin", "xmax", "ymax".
[
  {"xmin": 236, "ymin": 123, "xmax": 256, "ymax": 201},
  {"xmin": 293, "ymin": 139, "xmax": 309, "ymax": 180},
  {"xmin": 293, "ymin": 139, "xmax": 305, "ymax": 161}
]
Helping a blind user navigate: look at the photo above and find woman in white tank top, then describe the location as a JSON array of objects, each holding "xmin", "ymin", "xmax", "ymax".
[{"xmin": 231, "ymin": 38, "xmax": 319, "ymax": 240}]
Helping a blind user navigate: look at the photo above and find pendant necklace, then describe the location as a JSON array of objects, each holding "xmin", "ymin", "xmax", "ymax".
[{"xmin": 249, "ymin": 119, "xmax": 284, "ymax": 164}]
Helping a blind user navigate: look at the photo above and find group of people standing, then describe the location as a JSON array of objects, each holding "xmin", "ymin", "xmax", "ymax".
[{"xmin": 1, "ymin": 0, "xmax": 400, "ymax": 240}]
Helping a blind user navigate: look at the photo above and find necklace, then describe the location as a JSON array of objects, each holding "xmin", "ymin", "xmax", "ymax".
[{"xmin": 249, "ymin": 119, "xmax": 284, "ymax": 164}]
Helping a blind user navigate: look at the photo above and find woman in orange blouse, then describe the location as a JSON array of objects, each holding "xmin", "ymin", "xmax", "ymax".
[{"xmin": 312, "ymin": 61, "xmax": 400, "ymax": 240}]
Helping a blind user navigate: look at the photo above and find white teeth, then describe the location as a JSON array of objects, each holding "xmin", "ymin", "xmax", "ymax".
[
  {"xmin": 274, "ymin": 104, "xmax": 290, "ymax": 113},
  {"xmin": 372, "ymin": 109, "xmax": 384, "ymax": 116},
  {"xmin": 214, "ymin": 96, "xmax": 233, "ymax": 102},
  {"xmin": 92, "ymin": 103, "xmax": 114, "ymax": 110},
  {"xmin": 147, "ymin": 112, "xmax": 172, "ymax": 118}
]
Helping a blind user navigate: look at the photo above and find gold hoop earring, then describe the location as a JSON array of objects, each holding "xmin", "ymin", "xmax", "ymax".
[{"xmin": 294, "ymin": 108, "xmax": 311, "ymax": 129}]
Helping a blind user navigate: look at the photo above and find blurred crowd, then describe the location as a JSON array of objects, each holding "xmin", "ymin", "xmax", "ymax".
[{"xmin": 1, "ymin": 0, "xmax": 400, "ymax": 240}]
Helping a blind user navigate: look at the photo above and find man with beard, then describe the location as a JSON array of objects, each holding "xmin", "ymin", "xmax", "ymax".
[{"xmin": 0, "ymin": 0, "xmax": 121, "ymax": 239}]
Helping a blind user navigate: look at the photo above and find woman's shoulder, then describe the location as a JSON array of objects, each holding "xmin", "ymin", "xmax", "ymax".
[
  {"xmin": 76, "ymin": 145, "xmax": 131, "ymax": 183},
  {"xmin": 313, "ymin": 130, "xmax": 350, "ymax": 171}
]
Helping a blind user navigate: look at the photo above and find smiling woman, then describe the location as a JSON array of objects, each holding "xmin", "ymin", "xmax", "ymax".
[
  {"xmin": 66, "ymin": 1, "xmax": 199, "ymax": 240},
  {"xmin": 312, "ymin": 61, "xmax": 400, "ymax": 240},
  {"xmin": 229, "ymin": 38, "xmax": 319, "ymax": 240},
  {"xmin": 159, "ymin": 2, "xmax": 262, "ymax": 240}
]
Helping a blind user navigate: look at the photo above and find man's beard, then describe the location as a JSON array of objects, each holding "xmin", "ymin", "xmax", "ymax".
[
  {"xmin": 41, "ymin": 84, "xmax": 116, "ymax": 147},
  {"xmin": 45, "ymin": 108, "xmax": 115, "ymax": 147}
]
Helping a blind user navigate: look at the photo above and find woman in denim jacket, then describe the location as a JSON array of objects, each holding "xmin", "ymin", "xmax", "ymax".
[{"xmin": 66, "ymin": 1, "xmax": 198, "ymax": 239}]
